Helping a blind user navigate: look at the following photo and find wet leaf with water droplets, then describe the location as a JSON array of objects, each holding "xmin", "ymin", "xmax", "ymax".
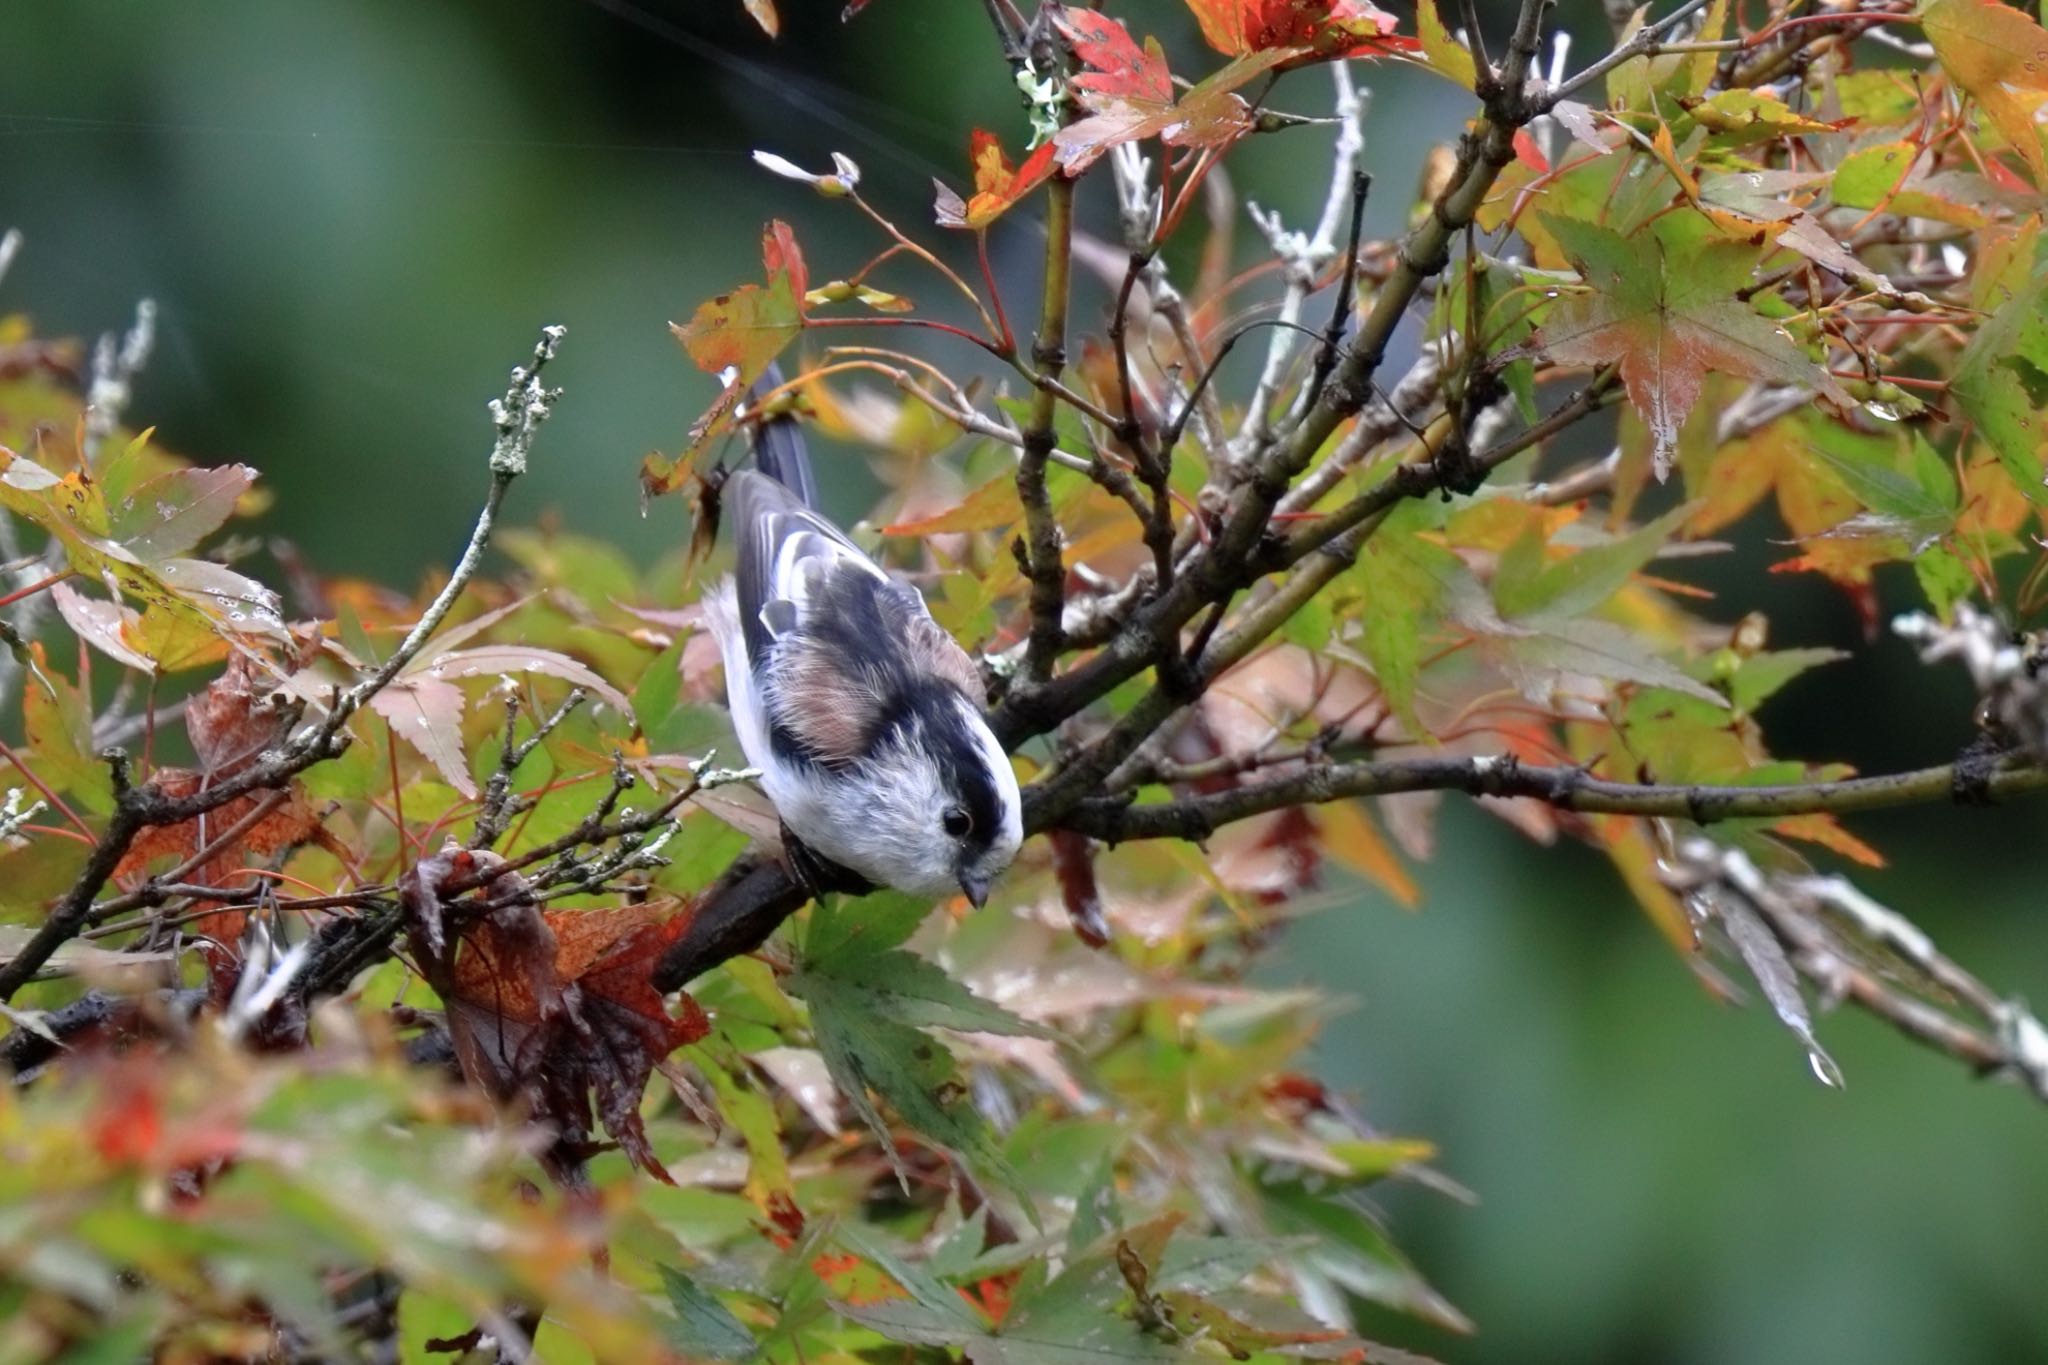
[
  {"xmin": 1716, "ymin": 889, "xmax": 1844, "ymax": 1088},
  {"xmin": 111, "ymin": 464, "xmax": 257, "ymax": 561},
  {"xmin": 371, "ymin": 674, "xmax": 474, "ymax": 797}
]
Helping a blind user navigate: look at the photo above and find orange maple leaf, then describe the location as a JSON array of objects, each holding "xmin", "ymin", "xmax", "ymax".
[
  {"xmin": 1184, "ymin": 0, "xmax": 1416, "ymax": 58},
  {"xmin": 934, "ymin": 131, "xmax": 1059, "ymax": 230},
  {"xmin": 659, "ymin": 221, "xmax": 811, "ymax": 490}
]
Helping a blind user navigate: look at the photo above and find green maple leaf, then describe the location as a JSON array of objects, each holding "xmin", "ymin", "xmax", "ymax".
[
  {"xmin": 788, "ymin": 892, "xmax": 1043, "ymax": 1206},
  {"xmin": 1534, "ymin": 213, "xmax": 1845, "ymax": 475},
  {"xmin": 1952, "ymin": 270, "xmax": 2048, "ymax": 502}
]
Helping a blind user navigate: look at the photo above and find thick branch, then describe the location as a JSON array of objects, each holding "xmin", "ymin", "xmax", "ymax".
[
  {"xmin": 1058, "ymin": 753, "xmax": 2048, "ymax": 842},
  {"xmin": 1015, "ymin": 175, "xmax": 1075, "ymax": 687},
  {"xmin": 651, "ymin": 852, "xmax": 809, "ymax": 993}
]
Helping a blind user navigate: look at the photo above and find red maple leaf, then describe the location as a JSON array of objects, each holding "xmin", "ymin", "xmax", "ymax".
[{"xmin": 1052, "ymin": 7, "xmax": 1290, "ymax": 172}]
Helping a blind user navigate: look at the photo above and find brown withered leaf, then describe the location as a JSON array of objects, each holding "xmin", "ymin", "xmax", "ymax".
[
  {"xmin": 401, "ymin": 844, "xmax": 710, "ymax": 1186},
  {"xmin": 184, "ymin": 651, "xmax": 295, "ymax": 773},
  {"xmin": 114, "ymin": 654, "xmax": 323, "ymax": 944}
]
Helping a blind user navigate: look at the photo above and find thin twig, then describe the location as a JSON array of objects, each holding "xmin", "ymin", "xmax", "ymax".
[
  {"xmin": 470, "ymin": 687, "xmax": 587, "ymax": 850},
  {"xmin": 1298, "ymin": 170, "xmax": 1373, "ymax": 417},
  {"xmin": 1236, "ymin": 64, "xmax": 1366, "ymax": 465},
  {"xmin": 1542, "ymin": 0, "xmax": 1730, "ymax": 108},
  {"xmin": 84, "ymin": 788, "xmax": 294, "ymax": 924}
]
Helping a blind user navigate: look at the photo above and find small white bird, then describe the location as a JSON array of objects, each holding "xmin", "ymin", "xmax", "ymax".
[{"xmin": 704, "ymin": 371, "xmax": 1023, "ymax": 905}]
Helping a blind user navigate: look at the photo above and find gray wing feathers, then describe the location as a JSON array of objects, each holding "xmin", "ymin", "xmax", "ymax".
[{"xmin": 729, "ymin": 470, "xmax": 884, "ymax": 665}]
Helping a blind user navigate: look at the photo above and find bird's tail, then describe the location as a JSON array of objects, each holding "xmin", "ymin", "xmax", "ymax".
[{"xmin": 744, "ymin": 363, "xmax": 819, "ymax": 510}]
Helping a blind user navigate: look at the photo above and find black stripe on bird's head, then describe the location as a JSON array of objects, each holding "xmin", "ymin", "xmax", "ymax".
[{"xmin": 872, "ymin": 681, "xmax": 1005, "ymax": 847}]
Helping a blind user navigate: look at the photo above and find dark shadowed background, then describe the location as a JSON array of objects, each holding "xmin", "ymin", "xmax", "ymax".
[{"xmin": 4, "ymin": 3, "xmax": 2044, "ymax": 1361}]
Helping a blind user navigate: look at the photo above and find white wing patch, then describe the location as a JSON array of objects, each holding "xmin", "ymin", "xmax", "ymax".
[{"xmin": 756, "ymin": 513, "xmax": 889, "ymax": 642}]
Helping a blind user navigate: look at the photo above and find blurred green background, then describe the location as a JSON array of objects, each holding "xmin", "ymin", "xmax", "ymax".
[{"xmin": 4, "ymin": 3, "xmax": 2044, "ymax": 1361}]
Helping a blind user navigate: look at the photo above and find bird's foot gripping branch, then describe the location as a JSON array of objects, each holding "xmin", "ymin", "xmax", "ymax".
[{"xmin": 7, "ymin": 0, "xmax": 2048, "ymax": 1356}]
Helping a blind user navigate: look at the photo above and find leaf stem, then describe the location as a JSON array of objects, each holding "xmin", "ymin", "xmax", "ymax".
[
  {"xmin": 847, "ymin": 191, "xmax": 1005, "ymax": 346},
  {"xmin": 0, "ymin": 569, "xmax": 72, "ymax": 612}
]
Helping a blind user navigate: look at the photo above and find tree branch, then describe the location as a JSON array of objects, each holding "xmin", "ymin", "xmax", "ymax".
[
  {"xmin": 1540, "ymin": 0, "xmax": 1718, "ymax": 108},
  {"xmin": 1015, "ymin": 173, "xmax": 1075, "ymax": 688},
  {"xmin": 996, "ymin": 1, "xmax": 1551, "ymax": 748},
  {"xmin": 1057, "ymin": 752, "xmax": 2048, "ymax": 842}
]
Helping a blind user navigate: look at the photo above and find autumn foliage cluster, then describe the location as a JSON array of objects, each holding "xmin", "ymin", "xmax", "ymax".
[{"xmin": 3, "ymin": 0, "xmax": 2048, "ymax": 1360}]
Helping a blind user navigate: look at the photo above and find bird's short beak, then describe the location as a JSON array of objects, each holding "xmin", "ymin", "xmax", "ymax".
[{"xmin": 958, "ymin": 870, "xmax": 992, "ymax": 909}]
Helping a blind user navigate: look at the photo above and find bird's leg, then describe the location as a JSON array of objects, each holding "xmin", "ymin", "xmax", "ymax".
[{"xmin": 778, "ymin": 820, "xmax": 876, "ymax": 900}]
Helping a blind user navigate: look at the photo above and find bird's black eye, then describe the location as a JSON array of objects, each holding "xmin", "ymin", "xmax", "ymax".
[{"xmin": 942, "ymin": 806, "xmax": 973, "ymax": 838}]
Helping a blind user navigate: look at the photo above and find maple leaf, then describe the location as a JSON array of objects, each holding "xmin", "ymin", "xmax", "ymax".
[
  {"xmin": 369, "ymin": 673, "xmax": 471, "ymax": 793},
  {"xmin": 1533, "ymin": 213, "xmax": 1847, "ymax": 475},
  {"xmin": 1051, "ymin": 8, "xmax": 1291, "ymax": 172},
  {"xmin": 109, "ymin": 463, "xmax": 257, "ymax": 562},
  {"xmin": 1921, "ymin": 0, "xmax": 2048, "ymax": 180},
  {"xmin": 1687, "ymin": 412, "xmax": 1959, "ymax": 626},
  {"xmin": 84, "ymin": 1051, "xmax": 245, "ymax": 1174},
  {"xmin": 1184, "ymin": 0, "xmax": 1416, "ymax": 58},
  {"xmin": 401, "ymin": 844, "xmax": 709, "ymax": 1186},
  {"xmin": 1686, "ymin": 411, "xmax": 1861, "ymax": 541},
  {"xmin": 367, "ymin": 598, "xmax": 634, "ymax": 798},
  {"xmin": 0, "ymin": 444, "xmax": 284, "ymax": 637},
  {"xmin": 113, "ymin": 653, "xmax": 326, "ymax": 944},
  {"xmin": 1313, "ymin": 799, "xmax": 1419, "ymax": 908},
  {"xmin": 788, "ymin": 893, "xmax": 1042, "ymax": 1200},
  {"xmin": 1414, "ymin": 0, "xmax": 1476, "ymax": 88},
  {"xmin": 1951, "ymin": 271, "xmax": 2048, "ymax": 499},
  {"xmin": 50, "ymin": 582, "xmax": 228, "ymax": 675},
  {"xmin": 658, "ymin": 221, "xmax": 809, "ymax": 491},
  {"xmin": 50, "ymin": 582, "xmax": 155, "ymax": 674},
  {"xmin": 933, "ymin": 130, "xmax": 1058, "ymax": 231},
  {"xmin": 879, "ymin": 471, "xmax": 1022, "ymax": 536},
  {"xmin": 1828, "ymin": 141, "xmax": 1994, "ymax": 229}
]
